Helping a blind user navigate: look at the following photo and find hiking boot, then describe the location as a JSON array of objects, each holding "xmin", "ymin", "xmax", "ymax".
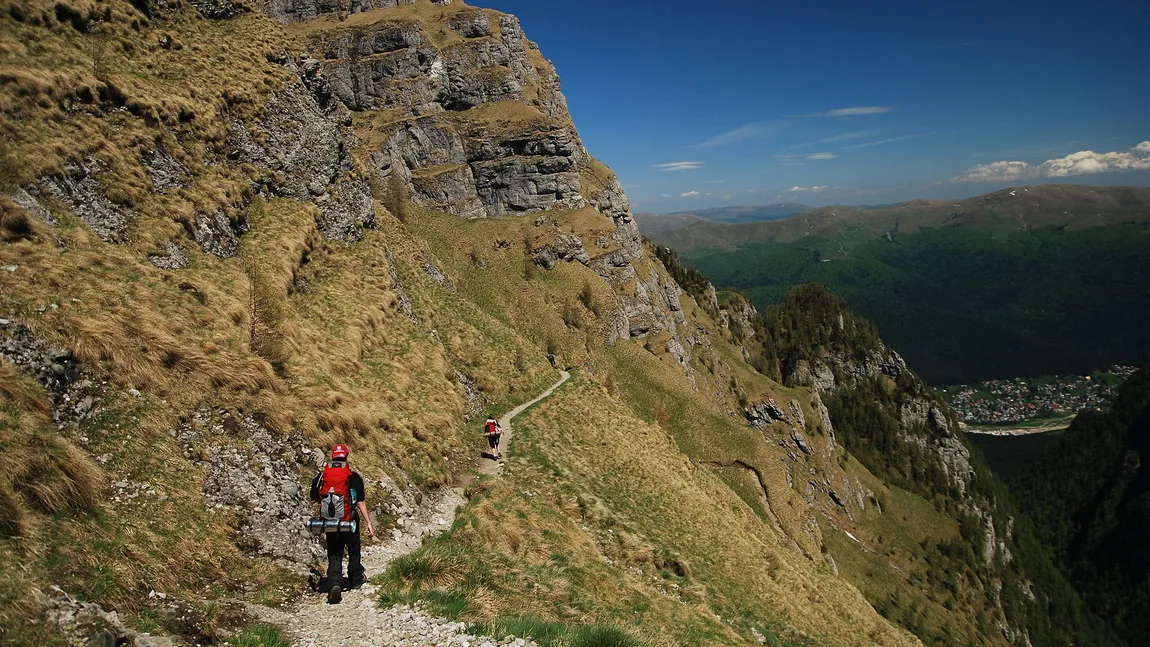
[{"xmin": 327, "ymin": 585, "xmax": 342, "ymax": 604}]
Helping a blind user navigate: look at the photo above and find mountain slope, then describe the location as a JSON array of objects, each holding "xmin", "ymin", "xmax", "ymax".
[
  {"xmin": 645, "ymin": 185, "xmax": 1150, "ymax": 256},
  {"xmin": 0, "ymin": 1, "xmax": 921, "ymax": 645},
  {"xmin": 635, "ymin": 203, "xmax": 811, "ymax": 231},
  {"xmin": 0, "ymin": 1, "xmax": 1124, "ymax": 646}
]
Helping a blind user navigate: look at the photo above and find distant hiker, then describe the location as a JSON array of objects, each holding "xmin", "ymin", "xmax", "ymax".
[
  {"xmin": 484, "ymin": 417, "xmax": 503, "ymax": 459},
  {"xmin": 547, "ymin": 352, "xmax": 557, "ymax": 368},
  {"xmin": 308, "ymin": 444, "xmax": 376, "ymax": 604}
]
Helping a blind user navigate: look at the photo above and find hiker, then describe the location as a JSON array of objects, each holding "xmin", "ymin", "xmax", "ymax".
[
  {"xmin": 484, "ymin": 417, "xmax": 503, "ymax": 459},
  {"xmin": 309, "ymin": 444, "xmax": 377, "ymax": 604}
]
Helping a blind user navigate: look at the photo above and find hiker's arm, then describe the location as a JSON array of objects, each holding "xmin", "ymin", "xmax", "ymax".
[
  {"xmin": 357, "ymin": 501, "xmax": 376, "ymax": 539},
  {"xmin": 308, "ymin": 474, "xmax": 320, "ymax": 502}
]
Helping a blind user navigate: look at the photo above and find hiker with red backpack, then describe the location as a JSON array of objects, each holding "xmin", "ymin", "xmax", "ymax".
[
  {"xmin": 308, "ymin": 444, "xmax": 376, "ymax": 604},
  {"xmin": 484, "ymin": 417, "xmax": 503, "ymax": 460}
]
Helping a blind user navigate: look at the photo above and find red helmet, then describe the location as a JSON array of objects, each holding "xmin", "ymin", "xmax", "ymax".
[{"xmin": 331, "ymin": 444, "xmax": 349, "ymax": 460}]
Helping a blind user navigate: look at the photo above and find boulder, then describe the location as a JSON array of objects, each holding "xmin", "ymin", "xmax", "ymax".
[
  {"xmin": 148, "ymin": 243, "xmax": 188, "ymax": 270},
  {"xmin": 448, "ymin": 9, "xmax": 491, "ymax": 38},
  {"xmin": 745, "ymin": 398, "xmax": 789, "ymax": 428},
  {"xmin": 192, "ymin": 211, "xmax": 244, "ymax": 259},
  {"xmin": 140, "ymin": 148, "xmax": 189, "ymax": 193},
  {"xmin": 11, "ymin": 187, "xmax": 55, "ymax": 225},
  {"xmin": 792, "ymin": 428, "xmax": 814, "ymax": 455}
]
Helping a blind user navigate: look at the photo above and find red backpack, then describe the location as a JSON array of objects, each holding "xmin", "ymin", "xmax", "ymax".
[
  {"xmin": 485, "ymin": 420, "xmax": 499, "ymax": 436},
  {"xmin": 319, "ymin": 461, "xmax": 353, "ymax": 522}
]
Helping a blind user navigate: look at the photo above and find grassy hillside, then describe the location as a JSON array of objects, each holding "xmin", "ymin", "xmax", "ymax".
[
  {"xmin": 641, "ymin": 186, "xmax": 1150, "ymax": 384},
  {"xmin": 1, "ymin": 0, "xmax": 1121, "ymax": 645},
  {"xmin": 0, "ymin": 0, "xmax": 925, "ymax": 644}
]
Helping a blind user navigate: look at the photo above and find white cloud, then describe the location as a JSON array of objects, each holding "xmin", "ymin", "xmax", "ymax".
[
  {"xmin": 690, "ymin": 121, "xmax": 782, "ymax": 147},
  {"xmin": 681, "ymin": 190, "xmax": 700, "ymax": 197},
  {"xmin": 807, "ymin": 153, "xmax": 837, "ymax": 160},
  {"xmin": 789, "ymin": 185, "xmax": 829, "ymax": 193},
  {"xmin": 779, "ymin": 130, "xmax": 879, "ymax": 151},
  {"xmin": 823, "ymin": 106, "xmax": 897, "ymax": 117},
  {"xmin": 780, "ymin": 162, "xmax": 805, "ymax": 166},
  {"xmin": 952, "ymin": 141, "xmax": 1150, "ymax": 183},
  {"xmin": 844, "ymin": 133, "xmax": 935, "ymax": 149},
  {"xmin": 801, "ymin": 106, "xmax": 897, "ymax": 118},
  {"xmin": 654, "ymin": 161, "xmax": 702, "ymax": 172}
]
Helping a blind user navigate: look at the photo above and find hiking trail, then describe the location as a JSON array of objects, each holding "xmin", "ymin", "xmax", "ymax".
[{"xmin": 247, "ymin": 370, "xmax": 571, "ymax": 647}]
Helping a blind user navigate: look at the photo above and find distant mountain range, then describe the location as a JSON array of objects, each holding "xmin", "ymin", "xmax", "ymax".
[
  {"xmin": 640, "ymin": 184, "xmax": 1150, "ymax": 384},
  {"xmin": 635, "ymin": 203, "xmax": 810, "ymax": 234}
]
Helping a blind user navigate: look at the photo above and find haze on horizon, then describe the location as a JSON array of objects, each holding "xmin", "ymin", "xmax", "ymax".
[{"xmin": 482, "ymin": 0, "xmax": 1150, "ymax": 212}]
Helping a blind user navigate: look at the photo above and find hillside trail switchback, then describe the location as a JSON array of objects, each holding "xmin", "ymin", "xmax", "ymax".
[{"xmin": 248, "ymin": 370, "xmax": 571, "ymax": 647}]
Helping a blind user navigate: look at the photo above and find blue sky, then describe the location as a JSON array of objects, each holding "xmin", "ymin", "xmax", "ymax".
[{"xmin": 481, "ymin": 0, "xmax": 1150, "ymax": 212}]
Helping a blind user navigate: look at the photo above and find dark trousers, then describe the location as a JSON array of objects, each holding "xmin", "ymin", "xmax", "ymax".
[{"xmin": 322, "ymin": 530, "xmax": 364, "ymax": 591}]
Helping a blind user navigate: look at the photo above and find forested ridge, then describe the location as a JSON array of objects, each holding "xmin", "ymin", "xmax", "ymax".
[{"xmin": 1011, "ymin": 368, "xmax": 1150, "ymax": 646}]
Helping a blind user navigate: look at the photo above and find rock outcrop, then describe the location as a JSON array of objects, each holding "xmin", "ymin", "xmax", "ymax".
[
  {"xmin": 0, "ymin": 319, "xmax": 104, "ymax": 429},
  {"xmin": 27, "ymin": 161, "xmax": 134, "ymax": 243},
  {"xmin": 173, "ymin": 406, "xmax": 323, "ymax": 566},
  {"xmin": 745, "ymin": 398, "xmax": 789, "ymax": 428},
  {"xmin": 275, "ymin": 2, "xmax": 696, "ymax": 364},
  {"xmin": 225, "ymin": 67, "xmax": 376, "ymax": 243}
]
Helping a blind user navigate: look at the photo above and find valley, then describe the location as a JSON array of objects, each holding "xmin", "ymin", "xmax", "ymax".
[{"xmin": 640, "ymin": 186, "xmax": 1150, "ymax": 385}]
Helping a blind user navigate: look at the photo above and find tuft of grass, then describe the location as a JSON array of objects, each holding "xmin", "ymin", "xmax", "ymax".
[
  {"xmin": 472, "ymin": 617, "xmax": 642, "ymax": 647},
  {"xmin": 383, "ymin": 171, "xmax": 410, "ymax": 223},
  {"xmin": 226, "ymin": 624, "xmax": 290, "ymax": 647},
  {"xmin": 0, "ymin": 366, "xmax": 104, "ymax": 539},
  {"xmin": 1, "ymin": 198, "xmax": 40, "ymax": 242}
]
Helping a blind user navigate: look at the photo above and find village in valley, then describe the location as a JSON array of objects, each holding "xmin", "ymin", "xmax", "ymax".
[{"xmin": 942, "ymin": 366, "xmax": 1138, "ymax": 427}]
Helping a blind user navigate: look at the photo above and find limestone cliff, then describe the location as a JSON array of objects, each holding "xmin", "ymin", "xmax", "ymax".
[{"xmin": 282, "ymin": 1, "xmax": 696, "ymax": 364}]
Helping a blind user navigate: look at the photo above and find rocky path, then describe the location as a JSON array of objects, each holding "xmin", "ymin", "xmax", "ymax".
[
  {"xmin": 249, "ymin": 371, "xmax": 571, "ymax": 647},
  {"xmin": 478, "ymin": 370, "xmax": 570, "ymax": 478}
]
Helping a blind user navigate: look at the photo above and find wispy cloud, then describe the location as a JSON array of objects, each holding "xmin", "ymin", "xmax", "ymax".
[
  {"xmin": 802, "ymin": 106, "xmax": 897, "ymax": 118},
  {"xmin": 952, "ymin": 141, "xmax": 1150, "ymax": 183},
  {"xmin": 844, "ymin": 132, "xmax": 935, "ymax": 149},
  {"xmin": 789, "ymin": 185, "xmax": 830, "ymax": 193},
  {"xmin": 653, "ymin": 161, "xmax": 703, "ymax": 172},
  {"xmin": 681, "ymin": 190, "xmax": 700, "ymax": 197},
  {"xmin": 780, "ymin": 162, "xmax": 805, "ymax": 166},
  {"xmin": 707, "ymin": 179, "xmax": 726, "ymax": 184},
  {"xmin": 807, "ymin": 153, "xmax": 837, "ymax": 160},
  {"xmin": 779, "ymin": 130, "xmax": 879, "ymax": 152},
  {"xmin": 698, "ymin": 122, "xmax": 781, "ymax": 148}
]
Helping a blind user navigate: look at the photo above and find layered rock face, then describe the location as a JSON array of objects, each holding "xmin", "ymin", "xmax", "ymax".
[
  {"xmin": 304, "ymin": 7, "xmax": 580, "ymax": 223},
  {"xmin": 289, "ymin": 1, "xmax": 692, "ymax": 356},
  {"xmin": 789, "ymin": 346, "xmax": 976, "ymax": 497}
]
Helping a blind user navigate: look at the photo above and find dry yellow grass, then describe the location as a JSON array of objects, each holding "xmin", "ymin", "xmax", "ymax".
[{"xmin": 0, "ymin": 0, "xmax": 935, "ymax": 644}]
